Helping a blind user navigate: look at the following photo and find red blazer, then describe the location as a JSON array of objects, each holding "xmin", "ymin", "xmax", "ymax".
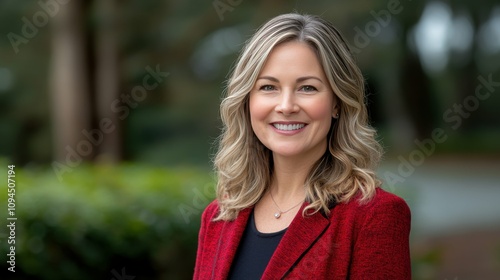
[{"xmin": 194, "ymin": 188, "xmax": 411, "ymax": 279}]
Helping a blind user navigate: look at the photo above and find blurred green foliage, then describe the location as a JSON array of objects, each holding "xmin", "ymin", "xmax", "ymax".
[{"xmin": 0, "ymin": 160, "xmax": 214, "ymax": 280}]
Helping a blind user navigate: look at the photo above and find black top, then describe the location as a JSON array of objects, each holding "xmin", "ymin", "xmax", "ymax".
[{"xmin": 228, "ymin": 210, "xmax": 287, "ymax": 280}]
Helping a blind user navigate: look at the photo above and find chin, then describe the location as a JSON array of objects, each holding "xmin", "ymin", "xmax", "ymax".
[{"xmin": 269, "ymin": 147, "xmax": 304, "ymax": 158}]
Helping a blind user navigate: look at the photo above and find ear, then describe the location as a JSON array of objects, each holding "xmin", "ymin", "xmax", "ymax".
[{"xmin": 332, "ymin": 104, "xmax": 340, "ymax": 119}]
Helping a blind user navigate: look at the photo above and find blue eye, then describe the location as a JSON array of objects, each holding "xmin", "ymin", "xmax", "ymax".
[
  {"xmin": 260, "ymin": 85, "xmax": 276, "ymax": 91},
  {"xmin": 300, "ymin": 85, "xmax": 317, "ymax": 92}
]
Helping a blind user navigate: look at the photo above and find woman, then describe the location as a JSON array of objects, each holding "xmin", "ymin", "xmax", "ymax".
[{"xmin": 194, "ymin": 13, "xmax": 411, "ymax": 280}]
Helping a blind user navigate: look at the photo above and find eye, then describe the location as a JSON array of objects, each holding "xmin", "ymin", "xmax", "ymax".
[
  {"xmin": 260, "ymin": 85, "xmax": 276, "ymax": 91},
  {"xmin": 300, "ymin": 85, "xmax": 317, "ymax": 92}
]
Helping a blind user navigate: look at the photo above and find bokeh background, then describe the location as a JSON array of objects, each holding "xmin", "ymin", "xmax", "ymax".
[{"xmin": 1, "ymin": 0, "xmax": 499, "ymax": 279}]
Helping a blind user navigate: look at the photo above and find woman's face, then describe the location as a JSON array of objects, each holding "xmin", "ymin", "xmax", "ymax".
[{"xmin": 249, "ymin": 41, "xmax": 338, "ymax": 160}]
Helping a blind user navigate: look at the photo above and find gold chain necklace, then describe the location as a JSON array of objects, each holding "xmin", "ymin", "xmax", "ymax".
[{"xmin": 270, "ymin": 190, "xmax": 304, "ymax": 219}]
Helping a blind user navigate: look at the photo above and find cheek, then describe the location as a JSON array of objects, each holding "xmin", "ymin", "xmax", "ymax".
[
  {"xmin": 249, "ymin": 95, "xmax": 268, "ymax": 126},
  {"xmin": 307, "ymin": 97, "xmax": 334, "ymax": 124}
]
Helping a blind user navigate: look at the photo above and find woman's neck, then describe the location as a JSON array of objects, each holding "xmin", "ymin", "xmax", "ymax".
[{"xmin": 270, "ymin": 151, "xmax": 323, "ymax": 201}]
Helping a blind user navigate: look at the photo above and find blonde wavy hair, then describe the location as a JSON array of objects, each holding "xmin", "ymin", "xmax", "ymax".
[{"xmin": 214, "ymin": 13, "xmax": 382, "ymax": 221}]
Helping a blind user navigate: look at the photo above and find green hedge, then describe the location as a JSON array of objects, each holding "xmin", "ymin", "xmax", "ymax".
[{"xmin": 0, "ymin": 160, "xmax": 214, "ymax": 280}]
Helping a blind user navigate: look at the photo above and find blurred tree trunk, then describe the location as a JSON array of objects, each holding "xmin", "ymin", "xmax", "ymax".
[
  {"xmin": 400, "ymin": 53, "xmax": 435, "ymax": 139},
  {"xmin": 94, "ymin": 0, "xmax": 122, "ymax": 162},
  {"xmin": 50, "ymin": 0, "xmax": 124, "ymax": 164},
  {"xmin": 49, "ymin": 0, "xmax": 93, "ymax": 162},
  {"xmin": 450, "ymin": 4, "xmax": 482, "ymax": 131},
  {"xmin": 398, "ymin": 2, "xmax": 434, "ymax": 141}
]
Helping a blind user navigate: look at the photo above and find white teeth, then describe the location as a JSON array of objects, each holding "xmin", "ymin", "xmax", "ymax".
[{"xmin": 273, "ymin": 123, "xmax": 305, "ymax": 131}]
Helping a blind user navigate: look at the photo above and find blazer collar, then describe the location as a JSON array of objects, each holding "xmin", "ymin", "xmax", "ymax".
[
  {"xmin": 214, "ymin": 202, "xmax": 334, "ymax": 279},
  {"xmin": 262, "ymin": 202, "xmax": 331, "ymax": 279},
  {"xmin": 213, "ymin": 207, "xmax": 252, "ymax": 279}
]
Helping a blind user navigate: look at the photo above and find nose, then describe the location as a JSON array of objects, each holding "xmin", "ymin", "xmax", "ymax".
[{"xmin": 275, "ymin": 90, "xmax": 299, "ymax": 115}]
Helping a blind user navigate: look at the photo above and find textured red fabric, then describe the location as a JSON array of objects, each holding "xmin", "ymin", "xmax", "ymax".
[{"xmin": 193, "ymin": 188, "xmax": 411, "ymax": 279}]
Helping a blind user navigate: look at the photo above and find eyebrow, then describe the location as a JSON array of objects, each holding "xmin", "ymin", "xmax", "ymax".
[{"xmin": 256, "ymin": 76, "xmax": 324, "ymax": 84}]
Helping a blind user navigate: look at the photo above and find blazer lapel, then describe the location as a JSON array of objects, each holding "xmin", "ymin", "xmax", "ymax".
[
  {"xmin": 261, "ymin": 203, "xmax": 330, "ymax": 279},
  {"xmin": 213, "ymin": 207, "xmax": 252, "ymax": 279}
]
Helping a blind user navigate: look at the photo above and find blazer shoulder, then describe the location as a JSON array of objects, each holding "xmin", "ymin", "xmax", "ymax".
[
  {"xmin": 201, "ymin": 199, "xmax": 220, "ymax": 222},
  {"xmin": 338, "ymin": 188, "xmax": 411, "ymax": 219},
  {"xmin": 370, "ymin": 188, "xmax": 410, "ymax": 213},
  {"xmin": 358, "ymin": 188, "xmax": 411, "ymax": 225},
  {"xmin": 334, "ymin": 188, "xmax": 411, "ymax": 245}
]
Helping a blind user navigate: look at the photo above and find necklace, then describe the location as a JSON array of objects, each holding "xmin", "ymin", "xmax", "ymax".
[{"xmin": 270, "ymin": 190, "xmax": 304, "ymax": 219}]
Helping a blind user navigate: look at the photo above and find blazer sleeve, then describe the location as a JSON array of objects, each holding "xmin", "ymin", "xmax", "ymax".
[{"xmin": 349, "ymin": 195, "xmax": 412, "ymax": 279}]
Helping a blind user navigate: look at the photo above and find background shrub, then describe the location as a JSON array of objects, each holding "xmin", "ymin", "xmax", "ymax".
[{"xmin": 0, "ymin": 161, "xmax": 214, "ymax": 280}]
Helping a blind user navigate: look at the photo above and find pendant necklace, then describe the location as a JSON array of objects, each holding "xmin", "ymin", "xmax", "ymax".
[{"xmin": 270, "ymin": 190, "xmax": 304, "ymax": 219}]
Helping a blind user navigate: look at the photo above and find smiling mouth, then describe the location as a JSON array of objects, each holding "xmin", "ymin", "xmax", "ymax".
[{"xmin": 272, "ymin": 123, "xmax": 306, "ymax": 131}]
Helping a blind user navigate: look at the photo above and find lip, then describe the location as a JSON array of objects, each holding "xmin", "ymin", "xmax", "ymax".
[{"xmin": 270, "ymin": 121, "xmax": 307, "ymax": 135}]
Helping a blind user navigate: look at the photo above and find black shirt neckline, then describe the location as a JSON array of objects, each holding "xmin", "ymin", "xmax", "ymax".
[{"xmin": 250, "ymin": 211, "xmax": 288, "ymax": 237}]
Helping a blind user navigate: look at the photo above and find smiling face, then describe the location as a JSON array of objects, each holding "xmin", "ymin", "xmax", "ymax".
[{"xmin": 249, "ymin": 41, "xmax": 339, "ymax": 160}]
